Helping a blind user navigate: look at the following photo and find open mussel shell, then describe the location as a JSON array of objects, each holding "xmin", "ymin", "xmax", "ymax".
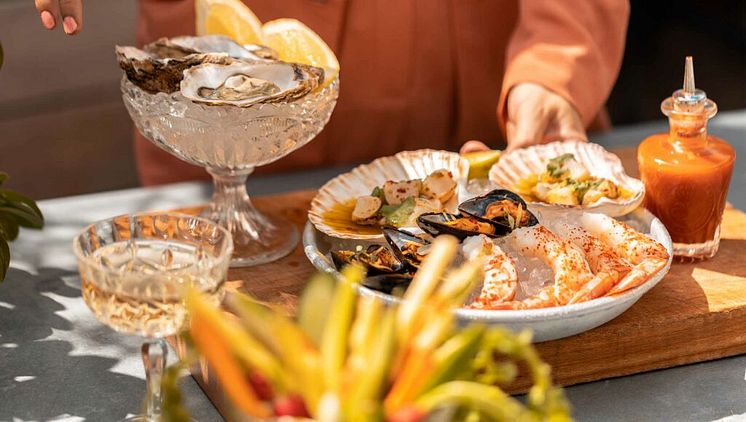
[
  {"xmin": 331, "ymin": 244, "xmax": 405, "ymax": 274},
  {"xmin": 458, "ymin": 189, "xmax": 538, "ymax": 231},
  {"xmin": 382, "ymin": 227, "xmax": 430, "ymax": 269},
  {"xmin": 416, "ymin": 212, "xmax": 504, "ymax": 240},
  {"xmin": 362, "ymin": 273, "xmax": 413, "ymax": 296}
]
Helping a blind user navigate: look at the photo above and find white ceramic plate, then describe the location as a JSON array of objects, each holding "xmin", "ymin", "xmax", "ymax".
[
  {"xmin": 308, "ymin": 149, "xmax": 470, "ymax": 241},
  {"xmin": 489, "ymin": 141, "xmax": 645, "ymax": 217},
  {"xmin": 303, "ymin": 207, "xmax": 673, "ymax": 342}
]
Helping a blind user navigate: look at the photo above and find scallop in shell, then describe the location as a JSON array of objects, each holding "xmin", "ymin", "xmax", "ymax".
[
  {"xmin": 309, "ymin": 149, "xmax": 471, "ymax": 240},
  {"xmin": 179, "ymin": 61, "xmax": 324, "ymax": 107},
  {"xmin": 489, "ymin": 140, "xmax": 644, "ymax": 216}
]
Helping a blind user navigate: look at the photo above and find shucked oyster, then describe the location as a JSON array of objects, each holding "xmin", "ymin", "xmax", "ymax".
[{"xmin": 180, "ymin": 61, "xmax": 324, "ymax": 107}]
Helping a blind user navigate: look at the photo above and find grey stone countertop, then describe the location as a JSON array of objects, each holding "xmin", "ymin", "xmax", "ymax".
[{"xmin": 1, "ymin": 111, "xmax": 744, "ymax": 422}]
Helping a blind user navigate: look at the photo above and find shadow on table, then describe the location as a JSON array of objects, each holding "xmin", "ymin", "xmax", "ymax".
[{"xmin": 0, "ymin": 267, "xmax": 144, "ymax": 421}]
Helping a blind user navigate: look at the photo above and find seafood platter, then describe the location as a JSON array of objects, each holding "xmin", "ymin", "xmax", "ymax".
[{"xmin": 305, "ymin": 142, "xmax": 673, "ymax": 341}]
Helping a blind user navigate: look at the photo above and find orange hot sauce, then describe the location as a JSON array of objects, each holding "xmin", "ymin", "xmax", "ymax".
[{"xmin": 638, "ymin": 57, "xmax": 735, "ymax": 260}]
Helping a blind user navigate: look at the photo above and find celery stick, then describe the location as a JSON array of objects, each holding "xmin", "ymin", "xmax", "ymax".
[
  {"xmin": 419, "ymin": 324, "xmax": 485, "ymax": 395},
  {"xmin": 397, "ymin": 236, "xmax": 458, "ymax": 343},
  {"xmin": 321, "ymin": 264, "xmax": 364, "ymax": 393},
  {"xmin": 415, "ymin": 381, "xmax": 533, "ymax": 422},
  {"xmin": 345, "ymin": 308, "xmax": 396, "ymax": 422},
  {"xmin": 186, "ymin": 290, "xmax": 285, "ymax": 390},
  {"xmin": 298, "ymin": 273, "xmax": 336, "ymax": 346},
  {"xmin": 435, "ymin": 259, "xmax": 484, "ymax": 309}
]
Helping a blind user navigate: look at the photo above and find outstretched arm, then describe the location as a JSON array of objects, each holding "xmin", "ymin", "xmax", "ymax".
[
  {"xmin": 35, "ymin": 0, "xmax": 84, "ymax": 35},
  {"xmin": 498, "ymin": 0, "xmax": 630, "ymax": 150}
]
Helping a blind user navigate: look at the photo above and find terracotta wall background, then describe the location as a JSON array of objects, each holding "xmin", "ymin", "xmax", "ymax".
[
  {"xmin": 0, "ymin": 0, "xmax": 744, "ymax": 200},
  {"xmin": 0, "ymin": 0, "xmax": 138, "ymax": 200}
]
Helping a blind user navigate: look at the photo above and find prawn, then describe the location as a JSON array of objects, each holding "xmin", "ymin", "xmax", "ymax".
[
  {"xmin": 492, "ymin": 225, "xmax": 594, "ymax": 309},
  {"xmin": 554, "ymin": 223, "xmax": 632, "ymax": 303},
  {"xmin": 462, "ymin": 235, "xmax": 518, "ymax": 307},
  {"xmin": 579, "ymin": 213, "xmax": 669, "ymax": 295}
]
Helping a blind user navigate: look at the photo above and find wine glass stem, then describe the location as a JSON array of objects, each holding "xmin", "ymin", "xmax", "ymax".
[
  {"xmin": 142, "ymin": 339, "xmax": 168, "ymax": 419},
  {"xmin": 209, "ymin": 167, "xmax": 253, "ymax": 202}
]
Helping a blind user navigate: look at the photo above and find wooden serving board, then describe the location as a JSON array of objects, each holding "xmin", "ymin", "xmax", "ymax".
[{"xmin": 181, "ymin": 147, "xmax": 746, "ymax": 418}]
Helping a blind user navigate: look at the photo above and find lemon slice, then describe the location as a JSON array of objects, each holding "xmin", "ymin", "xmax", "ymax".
[
  {"xmin": 196, "ymin": 0, "xmax": 266, "ymax": 45},
  {"xmin": 463, "ymin": 150, "xmax": 502, "ymax": 180},
  {"xmin": 263, "ymin": 18, "xmax": 340, "ymax": 83}
]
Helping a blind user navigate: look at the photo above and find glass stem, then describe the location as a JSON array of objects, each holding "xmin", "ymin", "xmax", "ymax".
[
  {"xmin": 142, "ymin": 339, "xmax": 168, "ymax": 419},
  {"xmin": 207, "ymin": 168, "xmax": 255, "ymax": 229}
]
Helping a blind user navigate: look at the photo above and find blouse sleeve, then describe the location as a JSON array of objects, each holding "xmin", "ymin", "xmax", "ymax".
[{"xmin": 497, "ymin": 0, "xmax": 630, "ymax": 129}]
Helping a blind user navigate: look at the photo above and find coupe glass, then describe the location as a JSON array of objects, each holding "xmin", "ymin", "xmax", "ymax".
[
  {"xmin": 121, "ymin": 76, "xmax": 339, "ymax": 266},
  {"xmin": 73, "ymin": 213, "xmax": 233, "ymax": 422}
]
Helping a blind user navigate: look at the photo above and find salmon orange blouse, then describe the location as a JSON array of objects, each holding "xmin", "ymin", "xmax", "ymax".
[{"xmin": 134, "ymin": 0, "xmax": 629, "ymax": 185}]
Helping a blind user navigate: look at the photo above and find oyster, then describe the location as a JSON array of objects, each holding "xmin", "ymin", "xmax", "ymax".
[
  {"xmin": 115, "ymin": 46, "xmax": 234, "ymax": 94},
  {"xmin": 144, "ymin": 35, "xmax": 278, "ymax": 61},
  {"xmin": 180, "ymin": 61, "xmax": 324, "ymax": 107}
]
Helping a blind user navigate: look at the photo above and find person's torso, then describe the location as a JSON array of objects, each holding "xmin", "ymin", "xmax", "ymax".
[{"xmin": 137, "ymin": 0, "xmax": 518, "ymax": 172}]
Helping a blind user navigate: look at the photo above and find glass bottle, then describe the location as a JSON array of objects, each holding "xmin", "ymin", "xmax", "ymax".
[{"xmin": 638, "ymin": 57, "xmax": 736, "ymax": 260}]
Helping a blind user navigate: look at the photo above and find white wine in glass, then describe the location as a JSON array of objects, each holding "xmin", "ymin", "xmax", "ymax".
[{"xmin": 74, "ymin": 213, "xmax": 233, "ymax": 422}]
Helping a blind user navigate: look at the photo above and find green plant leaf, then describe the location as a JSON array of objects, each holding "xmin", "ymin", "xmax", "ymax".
[
  {"xmin": 0, "ymin": 205, "xmax": 43, "ymax": 229},
  {"xmin": 0, "ymin": 189, "xmax": 43, "ymax": 223},
  {"xmin": 0, "ymin": 173, "xmax": 7, "ymax": 185},
  {"xmin": 0, "ymin": 218, "xmax": 19, "ymax": 241},
  {"xmin": 0, "ymin": 234, "xmax": 9, "ymax": 282}
]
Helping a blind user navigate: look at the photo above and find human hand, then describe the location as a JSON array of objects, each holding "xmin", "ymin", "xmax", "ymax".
[
  {"xmin": 505, "ymin": 83, "xmax": 587, "ymax": 151},
  {"xmin": 35, "ymin": 0, "xmax": 83, "ymax": 35}
]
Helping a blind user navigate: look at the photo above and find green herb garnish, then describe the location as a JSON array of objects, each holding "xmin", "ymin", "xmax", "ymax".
[
  {"xmin": 380, "ymin": 196, "xmax": 416, "ymax": 227},
  {"xmin": 546, "ymin": 153, "xmax": 575, "ymax": 179},
  {"xmin": 569, "ymin": 179, "xmax": 600, "ymax": 204},
  {"xmin": 0, "ymin": 172, "xmax": 44, "ymax": 282},
  {"xmin": 371, "ymin": 186, "xmax": 385, "ymax": 202}
]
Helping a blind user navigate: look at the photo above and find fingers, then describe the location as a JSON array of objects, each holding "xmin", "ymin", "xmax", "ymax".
[
  {"xmin": 35, "ymin": 0, "xmax": 83, "ymax": 35},
  {"xmin": 459, "ymin": 140, "xmax": 492, "ymax": 154},
  {"xmin": 504, "ymin": 83, "xmax": 587, "ymax": 151},
  {"xmin": 35, "ymin": 0, "xmax": 60, "ymax": 30},
  {"xmin": 59, "ymin": 0, "xmax": 83, "ymax": 35}
]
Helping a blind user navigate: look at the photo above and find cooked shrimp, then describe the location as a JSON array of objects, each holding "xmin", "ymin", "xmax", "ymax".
[
  {"xmin": 580, "ymin": 213, "xmax": 669, "ymax": 295},
  {"xmin": 462, "ymin": 235, "xmax": 518, "ymax": 307},
  {"xmin": 492, "ymin": 225, "xmax": 594, "ymax": 309},
  {"xmin": 554, "ymin": 223, "xmax": 631, "ymax": 303}
]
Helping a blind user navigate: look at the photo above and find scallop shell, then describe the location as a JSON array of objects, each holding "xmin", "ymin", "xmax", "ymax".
[
  {"xmin": 489, "ymin": 141, "xmax": 644, "ymax": 217},
  {"xmin": 309, "ymin": 149, "xmax": 471, "ymax": 240}
]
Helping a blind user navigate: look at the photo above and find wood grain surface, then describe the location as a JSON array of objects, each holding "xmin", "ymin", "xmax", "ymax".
[{"xmin": 183, "ymin": 147, "xmax": 746, "ymax": 418}]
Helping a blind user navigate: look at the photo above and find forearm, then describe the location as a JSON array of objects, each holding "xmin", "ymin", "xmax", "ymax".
[{"xmin": 498, "ymin": 0, "xmax": 630, "ymax": 128}]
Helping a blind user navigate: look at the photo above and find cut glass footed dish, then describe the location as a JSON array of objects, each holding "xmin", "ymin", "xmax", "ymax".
[{"xmin": 122, "ymin": 76, "xmax": 339, "ymax": 267}]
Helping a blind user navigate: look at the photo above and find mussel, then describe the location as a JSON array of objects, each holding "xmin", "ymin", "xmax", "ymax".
[
  {"xmin": 459, "ymin": 189, "xmax": 538, "ymax": 232},
  {"xmin": 417, "ymin": 212, "xmax": 500, "ymax": 240},
  {"xmin": 416, "ymin": 189, "xmax": 538, "ymax": 240},
  {"xmin": 362, "ymin": 273, "xmax": 413, "ymax": 295},
  {"xmin": 331, "ymin": 244, "xmax": 405, "ymax": 275},
  {"xmin": 382, "ymin": 226, "xmax": 430, "ymax": 269}
]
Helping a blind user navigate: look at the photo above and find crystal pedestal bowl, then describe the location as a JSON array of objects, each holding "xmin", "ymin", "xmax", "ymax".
[{"xmin": 122, "ymin": 77, "xmax": 339, "ymax": 266}]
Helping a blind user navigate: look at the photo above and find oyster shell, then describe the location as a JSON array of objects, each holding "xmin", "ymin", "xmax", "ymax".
[
  {"xmin": 144, "ymin": 35, "xmax": 278, "ymax": 61},
  {"xmin": 180, "ymin": 61, "xmax": 324, "ymax": 107},
  {"xmin": 489, "ymin": 140, "xmax": 644, "ymax": 216},
  {"xmin": 115, "ymin": 46, "xmax": 234, "ymax": 94}
]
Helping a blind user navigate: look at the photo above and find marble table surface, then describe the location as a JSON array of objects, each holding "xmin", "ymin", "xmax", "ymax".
[{"xmin": 1, "ymin": 111, "xmax": 744, "ymax": 422}]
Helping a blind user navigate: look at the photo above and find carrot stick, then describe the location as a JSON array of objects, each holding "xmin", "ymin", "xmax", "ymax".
[{"xmin": 190, "ymin": 317, "xmax": 270, "ymax": 418}]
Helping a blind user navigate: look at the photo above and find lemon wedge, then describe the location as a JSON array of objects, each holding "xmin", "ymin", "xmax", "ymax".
[
  {"xmin": 263, "ymin": 18, "xmax": 340, "ymax": 83},
  {"xmin": 196, "ymin": 0, "xmax": 266, "ymax": 45},
  {"xmin": 463, "ymin": 150, "xmax": 502, "ymax": 180}
]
